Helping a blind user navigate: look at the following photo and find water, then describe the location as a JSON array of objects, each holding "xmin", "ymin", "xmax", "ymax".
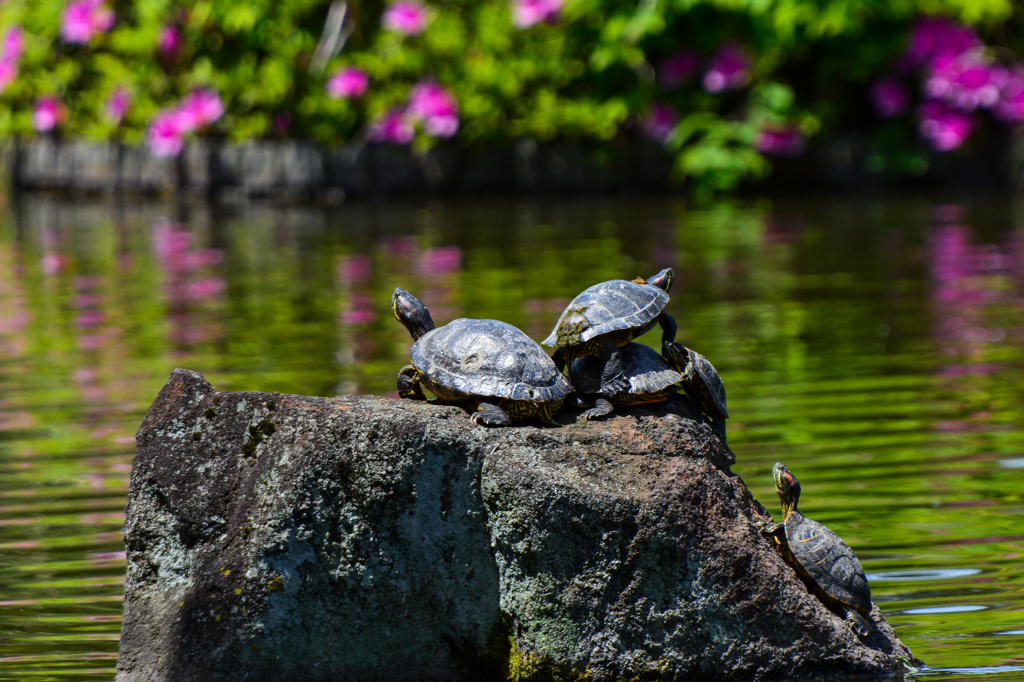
[{"xmin": 1, "ymin": 193, "xmax": 1023, "ymax": 680}]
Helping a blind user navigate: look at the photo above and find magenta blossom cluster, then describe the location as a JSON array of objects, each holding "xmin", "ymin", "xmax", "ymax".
[
  {"xmin": 513, "ymin": 0, "xmax": 563, "ymax": 29},
  {"xmin": 326, "ymin": 67, "xmax": 369, "ymax": 99},
  {"xmin": 146, "ymin": 89, "xmax": 224, "ymax": 157},
  {"xmin": 106, "ymin": 88, "xmax": 130, "ymax": 124},
  {"xmin": 642, "ymin": 103, "xmax": 679, "ymax": 144},
  {"xmin": 872, "ymin": 16, "xmax": 1024, "ymax": 151},
  {"xmin": 702, "ymin": 44, "xmax": 750, "ymax": 93},
  {"xmin": 0, "ymin": 27, "xmax": 24, "ymax": 94},
  {"xmin": 382, "ymin": 1, "xmax": 428, "ymax": 36},
  {"xmin": 61, "ymin": 0, "xmax": 116, "ymax": 44},
  {"xmin": 158, "ymin": 25, "xmax": 182, "ymax": 59},
  {"xmin": 371, "ymin": 81, "xmax": 459, "ymax": 143},
  {"xmin": 656, "ymin": 44, "xmax": 750, "ymax": 94},
  {"xmin": 34, "ymin": 97, "xmax": 67, "ymax": 132},
  {"xmin": 756, "ymin": 126, "xmax": 806, "ymax": 157},
  {"xmin": 407, "ymin": 82, "xmax": 459, "ymax": 137},
  {"xmin": 370, "ymin": 110, "xmax": 415, "ymax": 144}
]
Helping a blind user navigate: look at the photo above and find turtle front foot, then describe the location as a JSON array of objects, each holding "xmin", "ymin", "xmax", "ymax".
[
  {"xmin": 470, "ymin": 402, "xmax": 512, "ymax": 427},
  {"xmin": 581, "ymin": 398, "xmax": 614, "ymax": 421},
  {"xmin": 846, "ymin": 609, "xmax": 873, "ymax": 638}
]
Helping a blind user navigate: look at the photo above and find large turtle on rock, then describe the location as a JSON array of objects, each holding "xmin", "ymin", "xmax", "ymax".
[
  {"xmin": 758, "ymin": 463, "xmax": 874, "ymax": 637},
  {"xmin": 543, "ymin": 268, "xmax": 677, "ymax": 398},
  {"xmin": 569, "ymin": 342, "xmax": 682, "ymax": 420},
  {"xmin": 392, "ymin": 288, "xmax": 571, "ymax": 426}
]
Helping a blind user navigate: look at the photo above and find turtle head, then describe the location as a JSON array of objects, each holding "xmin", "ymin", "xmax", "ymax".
[
  {"xmin": 392, "ymin": 288, "xmax": 436, "ymax": 341},
  {"xmin": 646, "ymin": 268, "xmax": 674, "ymax": 293},
  {"xmin": 772, "ymin": 462, "xmax": 801, "ymax": 515}
]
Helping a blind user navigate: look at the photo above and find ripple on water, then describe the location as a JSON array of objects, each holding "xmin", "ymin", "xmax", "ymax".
[{"xmin": 868, "ymin": 568, "xmax": 983, "ymax": 582}]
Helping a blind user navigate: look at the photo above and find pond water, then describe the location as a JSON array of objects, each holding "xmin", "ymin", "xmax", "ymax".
[{"xmin": 1, "ymin": 193, "xmax": 1023, "ymax": 681}]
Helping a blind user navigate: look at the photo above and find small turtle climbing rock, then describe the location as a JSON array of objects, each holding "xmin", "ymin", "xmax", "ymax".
[
  {"xmin": 663, "ymin": 341, "xmax": 728, "ymax": 441},
  {"xmin": 758, "ymin": 462, "xmax": 874, "ymax": 637},
  {"xmin": 569, "ymin": 341, "xmax": 682, "ymax": 420},
  {"xmin": 392, "ymin": 288, "xmax": 571, "ymax": 426},
  {"xmin": 543, "ymin": 268, "xmax": 677, "ymax": 399}
]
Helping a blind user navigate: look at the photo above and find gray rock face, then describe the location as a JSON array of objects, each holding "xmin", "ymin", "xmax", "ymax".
[{"xmin": 117, "ymin": 369, "xmax": 917, "ymax": 681}]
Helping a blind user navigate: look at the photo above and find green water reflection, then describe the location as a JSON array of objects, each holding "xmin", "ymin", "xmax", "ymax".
[{"xmin": 1, "ymin": 195, "xmax": 1024, "ymax": 680}]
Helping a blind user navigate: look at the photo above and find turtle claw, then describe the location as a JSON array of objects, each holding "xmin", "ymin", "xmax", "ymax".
[
  {"xmin": 471, "ymin": 402, "xmax": 512, "ymax": 427},
  {"xmin": 601, "ymin": 375, "xmax": 631, "ymax": 399},
  {"xmin": 582, "ymin": 398, "xmax": 614, "ymax": 421}
]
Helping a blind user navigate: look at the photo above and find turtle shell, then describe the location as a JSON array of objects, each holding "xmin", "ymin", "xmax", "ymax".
[
  {"xmin": 785, "ymin": 513, "xmax": 873, "ymax": 617},
  {"xmin": 542, "ymin": 280, "xmax": 669, "ymax": 348},
  {"xmin": 570, "ymin": 342, "xmax": 681, "ymax": 396},
  {"xmin": 683, "ymin": 348, "xmax": 728, "ymax": 419},
  {"xmin": 412, "ymin": 318, "xmax": 571, "ymax": 403}
]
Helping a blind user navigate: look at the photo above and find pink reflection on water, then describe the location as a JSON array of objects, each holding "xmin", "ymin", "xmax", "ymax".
[
  {"xmin": 928, "ymin": 211, "xmax": 1019, "ymax": 431},
  {"xmin": 152, "ymin": 219, "xmax": 225, "ymax": 349}
]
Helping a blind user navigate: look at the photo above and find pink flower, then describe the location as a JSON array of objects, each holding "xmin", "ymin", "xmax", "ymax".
[
  {"xmin": 0, "ymin": 61, "xmax": 16, "ymax": 93},
  {"xmin": 146, "ymin": 111, "xmax": 187, "ymax": 157},
  {"xmin": 370, "ymin": 110, "xmax": 415, "ymax": 144},
  {"xmin": 702, "ymin": 43, "xmax": 750, "ymax": 93},
  {"xmin": 641, "ymin": 103, "xmax": 678, "ymax": 144},
  {"xmin": 106, "ymin": 88, "xmax": 130, "ymax": 123},
  {"xmin": 326, "ymin": 67, "xmax": 369, "ymax": 99},
  {"xmin": 994, "ymin": 70, "xmax": 1024, "ymax": 124},
  {"xmin": 2, "ymin": 27, "xmax": 24, "ymax": 63},
  {"xmin": 177, "ymin": 89, "xmax": 224, "ymax": 129},
  {"xmin": 899, "ymin": 16, "xmax": 979, "ymax": 73},
  {"xmin": 407, "ymin": 81, "xmax": 459, "ymax": 138},
  {"xmin": 756, "ymin": 126, "xmax": 806, "ymax": 157},
  {"xmin": 659, "ymin": 50, "xmax": 700, "ymax": 89},
  {"xmin": 918, "ymin": 101, "xmax": 974, "ymax": 151},
  {"xmin": 381, "ymin": 1, "xmax": 428, "ymax": 36},
  {"xmin": 924, "ymin": 51, "xmax": 1006, "ymax": 111},
  {"xmin": 158, "ymin": 25, "xmax": 181, "ymax": 58},
  {"xmin": 0, "ymin": 27, "xmax": 24, "ymax": 93},
  {"xmin": 33, "ymin": 97, "xmax": 67, "ymax": 132},
  {"xmin": 272, "ymin": 111, "xmax": 292, "ymax": 134},
  {"xmin": 61, "ymin": 0, "xmax": 116, "ymax": 44},
  {"xmin": 870, "ymin": 78, "xmax": 910, "ymax": 118},
  {"xmin": 512, "ymin": 0, "xmax": 562, "ymax": 29}
]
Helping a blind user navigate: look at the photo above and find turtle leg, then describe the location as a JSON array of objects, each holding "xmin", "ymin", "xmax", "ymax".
[
  {"xmin": 845, "ymin": 609, "xmax": 872, "ymax": 638},
  {"xmin": 582, "ymin": 397, "xmax": 614, "ymax": 421},
  {"xmin": 658, "ymin": 312, "xmax": 677, "ymax": 346},
  {"xmin": 397, "ymin": 365, "xmax": 426, "ymax": 400},
  {"xmin": 537, "ymin": 402, "xmax": 561, "ymax": 427},
  {"xmin": 470, "ymin": 402, "xmax": 513, "ymax": 426},
  {"xmin": 596, "ymin": 339, "xmax": 630, "ymax": 398},
  {"xmin": 756, "ymin": 520, "xmax": 785, "ymax": 541}
]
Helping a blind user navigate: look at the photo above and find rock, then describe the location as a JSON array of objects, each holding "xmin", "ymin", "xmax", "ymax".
[{"xmin": 117, "ymin": 369, "xmax": 918, "ymax": 682}]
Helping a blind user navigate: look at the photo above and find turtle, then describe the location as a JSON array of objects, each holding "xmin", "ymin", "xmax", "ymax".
[
  {"xmin": 392, "ymin": 288, "xmax": 572, "ymax": 426},
  {"xmin": 758, "ymin": 462, "xmax": 874, "ymax": 637},
  {"xmin": 543, "ymin": 268, "xmax": 677, "ymax": 399},
  {"xmin": 662, "ymin": 341, "xmax": 728, "ymax": 442},
  {"xmin": 569, "ymin": 342, "xmax": 682, "ymax": 420}
]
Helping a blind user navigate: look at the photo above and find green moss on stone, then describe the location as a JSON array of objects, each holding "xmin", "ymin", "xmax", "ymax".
[
  {"xmin": 265, "ymin": 400, "xmax": 275, "ymax": 410},
  {"xmin": 258, "ymin": 420, "xmax": 276, "ymax": 436},
  {"xmin": 205, "ymin": 407, "xmax": 216, "ymax": 418},
  {"xmin": 192, "ymin": 431, "xmax": 202, "ymax": 441},
  {"xmin": 508, "ymin": 635, "xmax": 590, "ymax": 682}
]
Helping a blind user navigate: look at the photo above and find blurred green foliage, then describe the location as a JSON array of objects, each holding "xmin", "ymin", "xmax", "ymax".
[{"xmin": 0, "ymin": 0, "xmax": 1020, "ymax": 192}]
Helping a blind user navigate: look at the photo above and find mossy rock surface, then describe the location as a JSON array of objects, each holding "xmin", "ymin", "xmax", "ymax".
[{"xmin": 116, "ymin": 369, "xmax": 916, "ymax": 681}]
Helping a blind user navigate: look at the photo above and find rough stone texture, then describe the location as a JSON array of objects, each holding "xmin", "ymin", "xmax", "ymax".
[{"xmin": 118, "ymin": 369, "xmax": 918, "ymax": 682}]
